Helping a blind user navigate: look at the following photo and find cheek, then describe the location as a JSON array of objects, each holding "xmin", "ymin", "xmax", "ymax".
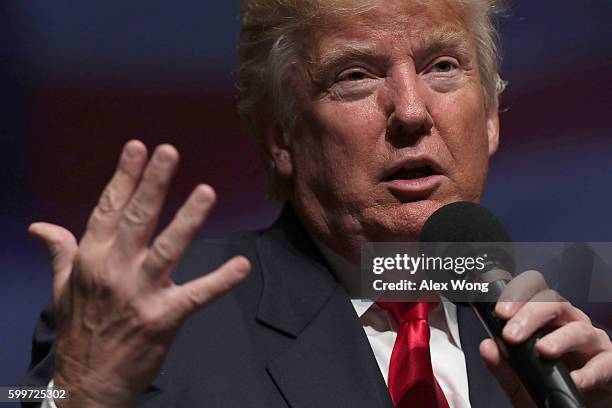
[
  {"xmin": 315, "ymin": 98, "xmax": 384, "ymax": 145},
  {"xmin": 296, "ymin": 98, "xmax": 386, "ymax": 187},
  {"xmin": 433, "ymin": 88, "xmax": 490, "ymax": 190}
]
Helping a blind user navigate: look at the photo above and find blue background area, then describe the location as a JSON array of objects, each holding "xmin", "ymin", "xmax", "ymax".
[{"xmin": 1, "ymin": 1, "xmax": 611, "ymax": 389}]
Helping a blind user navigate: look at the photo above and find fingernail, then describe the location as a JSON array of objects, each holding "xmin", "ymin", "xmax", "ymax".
[
  {"xmin": 125, "ymin": 142, "xmax": 140, "ymax": 158},
  {"xmin": 28, "ymin": 223, "xmax": 40, "ymax": 235},
  {"xmin": 194, "ymin": 185, "xmax": 213, "ymax": 204},
  {"xmin": 505, "ymin": 322, "xmax": 522, "ymax": 340},
  {"xmin": 498, "ymin": 302, "xmax": 514, "ymax": 316},
  {"xmin": 155, "ymin": 147, "xmax": 175, "ymax": 163},
  {"xmin": 194, "ymin": 191, "xmax": 208, "ymax": 204},
  {"xmin": 156, "ymin": 150, "xmax": 170, "ymax": 163},
  {"xmin": 570, "ymin": 372, "xmax": 582, "ymax": 388},
  {"xmin": 538, "ymin": 338, "xmax": 557, "ymax": 353}
]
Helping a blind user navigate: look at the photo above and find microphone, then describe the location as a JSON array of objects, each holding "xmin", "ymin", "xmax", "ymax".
[{"xmin": 420, "ymin": 202, "xmax": 586, "ymax": 408}]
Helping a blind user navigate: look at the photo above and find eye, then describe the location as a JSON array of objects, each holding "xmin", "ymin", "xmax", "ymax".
[
  {"xmin": 337, "ymin": 69, "xmax": 370, "ymax": 82},
  {"xmin": 327, "ymin": 66, "xmax": 380, "ymax": 99},
  {"xmin": 429, "ymin": 59, "xmax": 458, "ymax": 73}
]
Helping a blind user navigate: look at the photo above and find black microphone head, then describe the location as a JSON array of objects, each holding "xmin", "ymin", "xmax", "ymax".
[
  {"xmin": 419, "ymin": 202, "xmax": 515, "ymax": 303},
  {"xmin": 420, "ymin": 201, "xmax": 512, "ymax": 244}
]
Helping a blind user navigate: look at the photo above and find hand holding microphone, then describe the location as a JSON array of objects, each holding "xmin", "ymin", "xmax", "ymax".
[{"xmin": 421, "ymin": 202, "xmax": 612, "ymax": 408}]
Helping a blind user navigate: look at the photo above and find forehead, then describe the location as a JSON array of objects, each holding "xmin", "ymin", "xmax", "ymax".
[{"xmin": 305, "ymin": 0, "xmax": 473, "ymax": 57}]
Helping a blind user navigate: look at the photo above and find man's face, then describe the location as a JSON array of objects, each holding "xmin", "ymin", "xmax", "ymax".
[{"xmin": 277, "ymin": 0, "xmax": 499, "ymax": 259}]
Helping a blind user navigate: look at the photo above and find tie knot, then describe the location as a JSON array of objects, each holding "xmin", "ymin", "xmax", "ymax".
[{"xmin": 376, "ymin": 301, "xmax": 437, "ymax": 324}]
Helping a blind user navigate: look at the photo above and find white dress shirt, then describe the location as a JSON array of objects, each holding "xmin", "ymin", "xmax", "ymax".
[{"xmin": 315, "ymin": 240, "xmax": 472, "ymax": 408}]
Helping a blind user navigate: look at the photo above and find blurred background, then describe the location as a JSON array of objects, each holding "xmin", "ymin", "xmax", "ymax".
[{"xmin": 1, "ymin": 0, "xmax": 611, "ymax": 389}]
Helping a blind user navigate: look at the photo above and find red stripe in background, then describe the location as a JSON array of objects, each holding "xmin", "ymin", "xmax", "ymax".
[
  {"xmin": 27, "ymin": 83, "xmax": 276, "ymax": 235},
  {"xmin": 26, "ymin": 64, "xmax": 610, "ymax": 233}
]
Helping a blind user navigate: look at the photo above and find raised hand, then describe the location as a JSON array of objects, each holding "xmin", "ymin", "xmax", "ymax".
[{"xmin": 29, "ymin": 140, "xmax": 250, "ymax": 407}]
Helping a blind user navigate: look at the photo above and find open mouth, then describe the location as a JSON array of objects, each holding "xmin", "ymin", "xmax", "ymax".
[{"xmin": 384, "ymin": 165, "xmax": 437, "ymax": 182}]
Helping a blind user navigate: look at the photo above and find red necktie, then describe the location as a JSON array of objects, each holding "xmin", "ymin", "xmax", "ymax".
[{"xmin": 376, "ymin": 301, "xmax": 450, "ymax": 408}]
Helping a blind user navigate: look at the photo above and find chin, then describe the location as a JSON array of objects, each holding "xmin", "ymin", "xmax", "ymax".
[
  {"xmin": 397, "ymin": 199, "xmax": 446, "ymax": 237},
  {"xmin": 372, "ymin": 185, "xmax": 484, "ymax": 240},
  {"xmin": 362, "ymin": 199, "xmax": 446, "ymax": 242}
]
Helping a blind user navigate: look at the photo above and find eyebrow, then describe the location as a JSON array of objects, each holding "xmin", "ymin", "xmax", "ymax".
[
  {"xmin": 308, "ymin": 43, "xmax": 388, "ymax": 84},
  {"xmin": 415, "ymin": 29, "xmax": 473, "ymax": 62},
  {"xmin": 308, "ymin": 28, "xmax": 473, "ymax": 82}
]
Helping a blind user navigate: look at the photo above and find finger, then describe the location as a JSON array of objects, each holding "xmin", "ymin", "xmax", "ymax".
[
  {"xmin": 83, "ymin": 140, "xmax": 148, "ymax": 243},
  {"xmin": 502, "ymin": 290, "xmax": 588, "ymax": 344},
  {"xmin": 571, "ymin": 351, "xmax": 612, "ymax": 392},
  {"xmin": 115, "ymin": 144, "xmax": 179, "ymax": 257},
  {"xmin": 28, "ymin": 222, "xmax": 78, "ymax": 304},
  {"xmin": 479, "ymin": 339, "xmax": 535, "ymax": 407},
  {"xmin": 537, "ymin": 321, "xmax": 610, "ymax": 359},
  {"xmin": 141, "ymin": 184, "xmax": 216, "ymax": 282},
  {"xmin": 171, "ymin": 256, "xmax": 251, "ymax": 318},
  {"xmin": 496, "ymin": 269, "xmax": 548, "ymax": 319}
]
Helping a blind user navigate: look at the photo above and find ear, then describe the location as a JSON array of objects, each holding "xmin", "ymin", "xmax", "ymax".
[
  {"xmin": 257, "ymin": 109, "xmax": 294, "ymax": 178},
  {"xmin": 486, "ymin": 99, "xmax": 500, "ymax": 157}
]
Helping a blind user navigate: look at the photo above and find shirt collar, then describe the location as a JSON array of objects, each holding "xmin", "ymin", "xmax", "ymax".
[{"xmin": 311, "ymin": 233, "xmax": 462, "ymax": 347}]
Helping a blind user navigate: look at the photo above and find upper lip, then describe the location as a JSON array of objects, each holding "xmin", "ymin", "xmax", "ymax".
[{"xmin": 383, "ymin": 154, "xmax": 444, "ymax": 181}]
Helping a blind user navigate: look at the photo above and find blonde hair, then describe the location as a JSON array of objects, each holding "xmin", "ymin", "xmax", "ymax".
[{"xmin": 237, "ymin": 0, "xmax": 507, "ymax": 198}]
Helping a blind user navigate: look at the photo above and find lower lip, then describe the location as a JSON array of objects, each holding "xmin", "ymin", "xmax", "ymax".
[{"xmin": 385, "ymin": 175, "xmax": 444, "ymax": 199}]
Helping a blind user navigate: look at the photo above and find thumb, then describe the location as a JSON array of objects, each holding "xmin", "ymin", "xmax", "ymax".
[
  {"xmin": 480, "ymin": 338, "xmax": 536, "ymax": 407},
  {"xmin": 29, "ymin": 222, "xmax": 78, "ymax": 302}
]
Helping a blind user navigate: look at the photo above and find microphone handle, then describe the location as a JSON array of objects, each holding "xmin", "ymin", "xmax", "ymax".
[{"xmin": 471, "ymin": 279, "xmax": 587, "ymax": 408}]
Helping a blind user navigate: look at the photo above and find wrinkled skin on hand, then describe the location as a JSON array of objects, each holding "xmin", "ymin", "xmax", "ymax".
[
  {"xmin": 30, "ymin": 141, "xmax": 250, "ymax": 407},
  {"xmin": 480, "ymin": 270, "xmax": 612, "ymax": 407}
]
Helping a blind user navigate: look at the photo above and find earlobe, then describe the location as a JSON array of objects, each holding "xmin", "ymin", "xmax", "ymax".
[
  {"xmin": 250, "ymin": 106, "xmax": 295, "ymax": 199},
  {"xmin": 271, "ymin": 146, "xmax": 293, "ymax": 177},
  {"xmin": 486, "ymin": 101, "xmax": 500, "ymax": 157},
  {"xmin": 261, "ymin": 120, "xmax": 293, "ymax": 178}
]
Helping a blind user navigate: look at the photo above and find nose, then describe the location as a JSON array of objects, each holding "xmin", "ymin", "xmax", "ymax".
[{"xmin": 385, "ymin": 68, "xmax": 433, "ymax": 142}]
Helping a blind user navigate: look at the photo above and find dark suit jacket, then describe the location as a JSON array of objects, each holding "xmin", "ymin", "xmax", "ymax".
[{"xmin": 22, "ymin": 205, "xmax": 511, "ymax": 407}]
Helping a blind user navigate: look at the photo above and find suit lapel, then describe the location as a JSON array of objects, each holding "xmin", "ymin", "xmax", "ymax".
[{"xmin": 256, "ymin": 205, "xmax": 392, "ymax": 408}]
